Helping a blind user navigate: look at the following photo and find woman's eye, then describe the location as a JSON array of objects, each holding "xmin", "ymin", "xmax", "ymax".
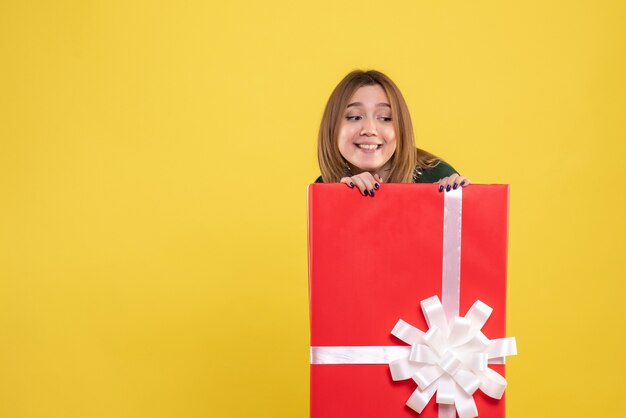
[
  {"xmin": 380, "ymin": 116, "xmax": 393, "ymax": 122},
  {"xmin": 345, "ymin": 115, "xmax": 362, "ymax": 121}
]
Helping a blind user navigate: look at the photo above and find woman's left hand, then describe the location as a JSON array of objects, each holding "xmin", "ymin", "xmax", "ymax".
[{"xmin": 437, "ymin": 173, "xmax": 471, "ymax": 192}]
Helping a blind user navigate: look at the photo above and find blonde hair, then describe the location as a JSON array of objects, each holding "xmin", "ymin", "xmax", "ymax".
[{"xmin": 317, "ymin": 69, "xmax": 440, "ymax": 183}]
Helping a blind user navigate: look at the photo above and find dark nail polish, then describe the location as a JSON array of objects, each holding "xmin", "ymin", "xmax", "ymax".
[
  {"xmin": 374, "ymin": 183, "xmax": 379, "ymax": 189},
  {"xmin": 439, "ymin": 185, "xmax": 443, "ymax": 192},
  {"xmin": 446, "ymin": 185, "xmax": 451, "ymax": 192},
  {"xmin": 453, "ymin": 183, "xmax": 458, "ymax": 190},
  {"xmin": 370, "ymin": 189, "xmax": 375, "ymax": 197},
  {"xmin": 349, "ymin": 182, "xmax": 354, "ymax": 188},
  {"xmin": 363, "ymin": 189, "xmax": 369, "ymax": 196},
  {"xmin": 460, "ymin": 181, "xmax": 465, "ymax": 186}
]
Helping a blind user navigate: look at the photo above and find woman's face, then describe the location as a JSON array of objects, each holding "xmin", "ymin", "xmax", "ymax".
[{"xmin": 337, "ymin": 84, "xmax": 397, "ymax": 175}]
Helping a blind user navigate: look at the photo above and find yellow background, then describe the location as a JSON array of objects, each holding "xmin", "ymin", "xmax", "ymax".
[{"xmin": 1, "ymin": 1, "xmax": 625, "ymax": 417}]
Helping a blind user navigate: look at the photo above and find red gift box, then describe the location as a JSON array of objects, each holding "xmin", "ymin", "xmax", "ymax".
[{"xmin": 307, "ymin": 184, "xmax": 511, "ymax": 418}]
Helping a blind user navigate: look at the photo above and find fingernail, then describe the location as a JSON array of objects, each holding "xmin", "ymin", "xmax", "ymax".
[
  {"xmin": 370, "ymin": 189, "xmax": 375, "ymax": 197},
  {"xmin": 446, "ymin": 185, "xmax": 451, "ymax": 192},
  {"xmin": 460, "ymin": 181, "xmax": 465, "ymax": 186},
  {"xmin": 363, "ymin": 189, "xmax": 369, "ymax": 196},
  {"xmin": 374, "ymin": 183, "xmax": 379, "ymax": 189},
  {"xmin": 439, "ymin": 185, "xmax": 443, "ymax": 192},
  {"xmin": 349, "ymin": 182, "xmax": 354, "ymax": 188},
  {"xmin": 453, "ymin": 183, "xmax": 457, "ymax": 190}
]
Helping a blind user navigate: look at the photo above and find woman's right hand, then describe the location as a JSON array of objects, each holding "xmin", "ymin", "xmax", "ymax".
[{"xmin": 340, "ymin": 172, "xmax": 383, "ymax": 197}]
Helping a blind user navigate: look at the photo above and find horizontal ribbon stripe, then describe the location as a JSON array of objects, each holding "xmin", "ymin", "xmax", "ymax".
[{"xmin": 310, "ymin": 346, "xmax": 410, "ymax": 364}]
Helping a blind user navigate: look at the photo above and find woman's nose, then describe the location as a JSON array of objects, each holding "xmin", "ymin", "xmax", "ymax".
[{"xmin": 360, "ymin": 118, "xmax": 378, "ymax": 135}]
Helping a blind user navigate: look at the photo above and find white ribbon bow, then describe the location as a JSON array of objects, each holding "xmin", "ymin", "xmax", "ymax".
[{"xmin": 389, "ymin": 295, "xmax": 517, "ymax": 418}]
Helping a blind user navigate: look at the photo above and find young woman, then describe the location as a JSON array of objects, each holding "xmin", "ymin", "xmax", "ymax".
[{"xmin": 315, "ymin": 70, "xmax": 471, "ymax": 197}]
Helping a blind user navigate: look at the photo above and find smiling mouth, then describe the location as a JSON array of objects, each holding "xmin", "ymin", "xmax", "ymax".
[{"xmin": 355, "ymin": 143, "xmax": 382, "ymax": 150}]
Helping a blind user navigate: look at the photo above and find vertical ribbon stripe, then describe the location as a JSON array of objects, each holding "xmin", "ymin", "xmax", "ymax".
[
  {"xmin": 441, "ymin": 188, "xmax": 463, "ymax": 322},
  {"xmin": 439, "ymin": 188, "xmax": 463, "ymax": 418}
]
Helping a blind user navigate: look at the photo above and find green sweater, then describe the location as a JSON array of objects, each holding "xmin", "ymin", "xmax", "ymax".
[{"xmin": 314, "ymin": 160, "xmax": 458, "ymax": 183}]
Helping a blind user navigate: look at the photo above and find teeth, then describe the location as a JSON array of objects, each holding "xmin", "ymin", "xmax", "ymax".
[{"xmin": 357, "ymin": 144, "xmax": 380, "ymax": 150}]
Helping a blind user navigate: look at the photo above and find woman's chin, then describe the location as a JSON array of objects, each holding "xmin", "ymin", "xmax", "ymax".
[
  {"xmin": 352, "ymin": 163, "xmax": 382, "ymax": 173},
  {"xmin": 345, "ymin": 156, "xmax": 389, "ymax": 174}
]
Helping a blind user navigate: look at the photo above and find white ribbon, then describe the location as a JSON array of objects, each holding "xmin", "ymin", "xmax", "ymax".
[
  {"xmin": 389, "ymin": 296, "xmax": 517, "ymax": 418},
  {"xmin": 441, "ymin": 187, "xmax": 463, "ymax": 322},
  {"xmin": 310, "ymin": 346, "xmax": 410, "ymax": 364},
  {"xmin": 310, "ymin": 188, "xmax": 517, "ymax": 417}
]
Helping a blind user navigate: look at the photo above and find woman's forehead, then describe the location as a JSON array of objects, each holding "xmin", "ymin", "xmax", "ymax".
[{"xmin": 347, "ymin": 85, "xmax": 390, "ymax": 107}]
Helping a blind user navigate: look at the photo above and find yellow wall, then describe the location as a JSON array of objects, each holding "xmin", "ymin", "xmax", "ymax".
[{"xmin": 1, "ymin": 1, "xmax": 624, "ymax": 417}]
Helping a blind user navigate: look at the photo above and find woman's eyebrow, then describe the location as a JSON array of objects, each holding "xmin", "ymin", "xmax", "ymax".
[{"xmin": 346, "ymin": 102, "xmax": 391, "ymax": 108}]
